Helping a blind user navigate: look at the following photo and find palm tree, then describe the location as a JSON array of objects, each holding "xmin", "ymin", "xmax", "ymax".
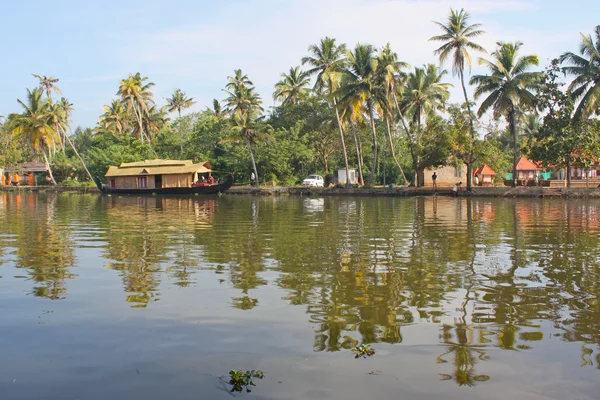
[
  {"xmin": 471, "ymin": 41, "xmax": 542, "ymax": 187},
  {"xmin": 209, "ymin": 99, "xmax": 223, "ymax": 119},
  {"xmin": 401, "ymin": 64, "xmax": 452, "ymax": 126},
  {"xmin": 302, "ymin": 37, "xmax": 351, "ymax": 185},
  {"xmin": 166, "ymin": 88, "xmax": 196, "ymax": 154},
  {"xmin": 223, "ymin": 69, "xmax": 264, "ymax": 185},
  {"xmin": 337, "ymin": 43, "xmax": 380, "ymax": 186},
  {"xmin": 430, "ymin": 8, "xmax": 485, "ymax": 134},
  {"xmin": 400, "ymin": 65, "xmax": 451, "ymax": 186},
  {"xmin": 136, "ymin": 105, "xmax": 169, "ymax": 141},
  {"xmin": 99, "ymin": 100, "xmax": 129, "ymax": 136},
  {"xmin": 430, "ymin": 8, "xmax": 486, "ymax": 190},
  {"xmin": 11, "ymin": 88, "xmax": 59, "ymax": 184},
  {"xmin": 375, "ymin": 44, "xmax": 409, "ymax": 184},
  {"xmin": 32, "ymin": 74, "xmax": 62, "ymax": 100},
  {"xmin": 48, "ymin": 98, "xmax": 94, "ymax": 181},
  {"xmin": 560, "ymin": 25, "xmax": 600, "ymax": 119},
  {"xmin": 273, "ymin": 66, "xmax": 311, "ymax": 105},
  {"xmin": 117, "ymin": 73, "xmax": 155, "ymax": 144}
]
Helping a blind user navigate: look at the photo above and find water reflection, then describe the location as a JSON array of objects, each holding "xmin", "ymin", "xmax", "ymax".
[{"xmin": 2, "ymin": 193, "xmax": 600, "ymax": 388}]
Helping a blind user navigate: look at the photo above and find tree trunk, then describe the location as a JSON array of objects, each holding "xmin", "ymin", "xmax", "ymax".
[
  {"xmin": 392, "ymin": 91, "xmax": 418, "ymax": 186},
  {"xmin": 510, "ymin": 109, "xmax": 518, "ymax": 188},
  {"xmin": 62, "ymin": 127, "xmax": 94, "ymax": 182},
  {"xmin": 178, "ymin": 109, "xmax": 183, "ymax": 156},
  {"xmin": 351, "ymin": 124, "xmax": 365, "ymax": 186},
  {"xmin": 385, "ymin": 116, "xmax": 408, "ymax": 185},
  {"xmin": 466, "ymin": 161, "xmax": 473, "ymax": 191},
  {"xmin": 42, "ymin": 151, "xmax": 57, "ymax": 185},
  {"xmin": 245, "ymin": 130, "xmax": 259, "ymax": 187},
  {"xmin": 332, "ymin": 98, "xmax": 350, "ymax": 185},
  {"xmin": 367, "ymin": 108, "xmax": 378, "ymax": 187},
  {"xmin": 566, "ymin": 159, "xmax": 572, "ymax": 188}
]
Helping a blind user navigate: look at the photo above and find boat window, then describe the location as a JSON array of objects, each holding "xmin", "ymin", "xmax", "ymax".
[{"xmin": 137, "ymin": 176, "xmax": 148, "ymax": 189}]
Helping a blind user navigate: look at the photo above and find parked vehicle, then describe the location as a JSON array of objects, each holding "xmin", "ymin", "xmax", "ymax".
[{"xmin": 302, "ymin": 174, "xmax": 324, "ymax": 187}]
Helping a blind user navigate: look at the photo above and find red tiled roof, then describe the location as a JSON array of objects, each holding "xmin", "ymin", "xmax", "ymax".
[
  {"xmin": 516, "ymin": 157, "xmax": 542, "ymax": 171},
  {"xmin": 474, "ymin": 164, "xmax": 496, "ymax": 176}
]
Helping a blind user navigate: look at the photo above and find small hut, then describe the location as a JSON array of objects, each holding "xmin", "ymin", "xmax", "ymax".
[
  {"xmin": 105, "ymin": 160, "xmax": 212, "ymax": 189},
  {"xmin": 474, "ymin": 164, "xmax": 496, "ymax": 186},
  {"xmin": 515, "ymin": 157, "xmax": 542, "ymax": 185}
]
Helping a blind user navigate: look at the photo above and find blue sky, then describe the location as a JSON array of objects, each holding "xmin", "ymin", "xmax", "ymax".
[{"xmin": 1, "ymin": 0, "xmax": 598, "ymax": 128}]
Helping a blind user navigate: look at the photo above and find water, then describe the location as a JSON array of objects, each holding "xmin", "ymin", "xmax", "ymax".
[{"xmin": 1, "ymin": 192, "xmax": 599, "ymax": 399}]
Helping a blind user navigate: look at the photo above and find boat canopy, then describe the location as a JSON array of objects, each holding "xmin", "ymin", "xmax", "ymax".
[{"xmin": 105, "ymin": 159, "xmax": 211, "ymax": 177}]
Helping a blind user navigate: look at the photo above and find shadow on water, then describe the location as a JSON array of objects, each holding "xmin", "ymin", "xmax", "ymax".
[{"xmin": 1, "ymin": 192, "xmax": 600, "ymax": 398}]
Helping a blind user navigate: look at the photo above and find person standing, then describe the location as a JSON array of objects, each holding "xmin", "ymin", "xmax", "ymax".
[
  {"xmin": 452, "ymin": 183, "xmax": 458, "ymax": 197},
  {"xmin": 250, "ymin": 172, "xmax": 256, "ymax": 187},
  {"xmin": 432, "ymin": 172, "xmax": 438, "ymax": 191},
  {"xmin": 474, "ymin": 174, "xmax": 479, "ymax": 187}
]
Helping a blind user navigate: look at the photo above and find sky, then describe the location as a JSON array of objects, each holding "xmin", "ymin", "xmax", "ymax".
[{"xmin": 0, "ymin": 0, "xmax": 597, "ymax": 128}]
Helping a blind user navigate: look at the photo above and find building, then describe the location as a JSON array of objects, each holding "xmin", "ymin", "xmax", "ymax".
[
  {"xmin": 105, "ymin": 159, "xmax": 212, "ymax": 189},
  {"xmin": 515, "ymin": 157, "xmax": 542, "ymax": 180},
  {"xmin": 336, "ymin": 169, "xmax": 358, "ymax": 185},
  {"xmin": 474, "ymin": 164, "xmax": 496, "ymax": 186},
  {"xmin": 424, "ymin": 165, "xmax": 464, "ymax": 187}
]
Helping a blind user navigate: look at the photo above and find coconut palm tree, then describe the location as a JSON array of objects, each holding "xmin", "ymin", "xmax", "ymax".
[
  {"xmin": 399, "ymin": 65, "xmax": 451, "ymax": 186},
  {"xmin": 99, "ymin": 100, "xmax": 129, "ymax": 136},
  {"xmin": 337, "ymin": 43, "xmax": 381, "ymax": 186},
  {"xmin": 375, "ymin": 44, "xmax": 409, "ymax": 184},
  {"xmin": 48, "ymin": 98, "xmax": 94, "ymax": 181},
  {"xmin": 430, "ymin": 8, "xmax": 486, "ymax": 134},
  {"xmin": 401, "ymin": 64, "xmax": 452, "ymax": 126},
  {"xmin": 117, "ymin": 73, "xmax": 155, "ymax": 144},
  {"xmin": 302, "ymin": 37, "xmax": 351, "ymax": 185},
  {"xmin": 430, "ymin": 8, "xmax": 486, "ymax": 190},
  {"xmin": 560, "ymin": 25, "xmax": 600, "ymax": 119},
  {"xmin": 11, "ymin": 88, "xmax": 59, "ymax": 184},
  {"xmin": 136, "ymin": 105, "xmax": 169, "ymax": 141},
  {"xmin": 32, "ymin": 74, "xmax": 62, "ymax": 100},
  {"xmin": 471, "ymin": 41, "xmax": 542, "ymax": 187},
  {"xmin": 273, "ymin": 66, "xmax": 311, "ymax": 105},
  {"xmin": 166, "ymin": 88, "xmax": 196, "ymax": 154},
  {"xmin": 223, "ymin": 69, "xmax": 264, "ymax": 185}
]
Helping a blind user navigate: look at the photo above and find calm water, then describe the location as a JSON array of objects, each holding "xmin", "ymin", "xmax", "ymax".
[{"xmin": 1, "ymin": 192, "xmax": 600, "ymax": 399}]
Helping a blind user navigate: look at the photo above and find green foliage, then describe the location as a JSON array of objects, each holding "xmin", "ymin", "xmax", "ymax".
[
  {"xmin": 352, "ymin": 343, "xmax": 375, "ymax": 358},
  {"xmin": 86, "ymin": 134, "xmax": 155, "ymax": 180},
  {"xmin": 529, "ymin": 59, "xmax": 600, "ymax": 181},
  {"xmin": 227, "ymin": 369, "xmax": 265, "ymax": 393}
]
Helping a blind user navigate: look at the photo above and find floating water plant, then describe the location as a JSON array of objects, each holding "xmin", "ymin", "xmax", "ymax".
[
  {"xmin": 352, "ymin": 344, "xmax": 375, "ymax": 358},
  {"xmin": 227, "ymin": 369, "xmax": 265, "ymax": 393}
]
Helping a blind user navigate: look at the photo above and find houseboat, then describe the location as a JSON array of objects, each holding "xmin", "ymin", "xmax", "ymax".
[{"xmin": 94, "ymin": 159, "xmax": 233, "ymax": 195}]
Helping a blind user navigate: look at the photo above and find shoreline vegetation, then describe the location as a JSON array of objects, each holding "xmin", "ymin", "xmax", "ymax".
[
  {"xmin": 1, "ymin": 10, "xmax": 599, "ymax": 191},
  {"xmin": 4, "ymin": 185, "xmax": 600, "ymax": 199}
]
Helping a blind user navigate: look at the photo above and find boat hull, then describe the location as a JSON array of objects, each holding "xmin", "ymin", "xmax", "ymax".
[{"xmin": 94, "ymin": 175, "xmax": 234, "ymax": 195}]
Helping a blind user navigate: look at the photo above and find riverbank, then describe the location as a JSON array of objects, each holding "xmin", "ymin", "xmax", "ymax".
[
  {"xmin": 227, "ymin": 185, "xmax": 600, "ymax": 198},
  {"xmin": 0, "ymin": 185, "xmax": 99, "ymax": 192},
  {"xmin": 3, "ymin": 185, "xmax": 600, "ymax": 198}
]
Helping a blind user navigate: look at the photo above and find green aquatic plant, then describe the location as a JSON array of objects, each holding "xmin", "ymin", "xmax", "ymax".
[
  {"xmin": 352, "ymin": 344, "xmax": 375, "ymax": 358},
  {"xmin": 227, "ymin": 369, "xmax": 265, "ymax": 392}
]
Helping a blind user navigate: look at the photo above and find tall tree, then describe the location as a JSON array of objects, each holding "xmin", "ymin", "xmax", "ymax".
[
  {"xmin": 400, "ymin": 65, "xmax": 451, "ymax": 186},
  {"xmin": 430, "ymin": 8, "xmax": 486, "ymax": 190},
  {"xmin": 48, "ymin": 98, "xmax": 94, "ymax": 181},
  {"xmin": 337, "ymin": 43, "xmax": 380, "ymax": 186},
  {"xmin": 560, "ymin": 25, "xmax": 600, "ymax": 119},
  {"xmin": 471, "ymin": 41, "xmax": 542, "ymax": 187},
  {"xmin": 11, "ymin": 88, "xmax": 59, "ymax": 184},
  {"xmin": 117, "ymin": 73, "xmax": 155, "ymax": 144},
  {"xmin": 375, "ymin": 44, "xmax": 409, "ymax": 184},
  {"xmin": 302, "ymin": 37, "xmax": 351, "ymax": 185},
  {"xmin": 166, "ymin": 88, "xmax": 196, "ymax": 154},
  {"xmin": 223, "ymin": 69, "xmax": 264, "ymax": 185},
  {"xmin": 273, "ymin": 66, "xmax": 311, "ymax": 105},
  {"xmin": 32, "ymin": 74, "xmax": 62, "ymax": 100}
]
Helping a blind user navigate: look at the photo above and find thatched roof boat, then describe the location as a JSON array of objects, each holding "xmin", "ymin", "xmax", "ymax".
[{"xmin": 94, "ymin": 159, "xmax": 233, "ymax": 195}]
